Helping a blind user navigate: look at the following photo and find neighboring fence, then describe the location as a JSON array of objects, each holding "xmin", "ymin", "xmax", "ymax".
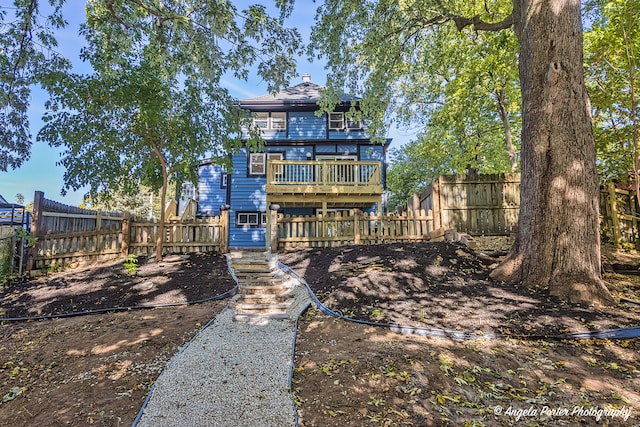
[
  {"xmin": 408, "ymin": 174, "xmax": 521, "ymax": 236},
  {"xmin": 0, "ymin": 230, "xmax": 16, "ymax": 280},
  {"xmin": 601, "ymin": 183, "xmax": 639, "ymax": 249},
  {"xmin": 402, "ymin": 174, "xmax": 638, "ymax": 249},
  {"xmin": 28, "ymin": 191, "xmax": 125, "ymax": 270},
  {"xmin": 271, "ymin": 209, "xmax": 436, "ymax": 250},
  {"xmin": 27, "ymin": 192, "xmax": 229, "ymax": 271}
]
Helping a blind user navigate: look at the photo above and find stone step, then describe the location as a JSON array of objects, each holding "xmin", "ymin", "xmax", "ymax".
[
  {"xmin": 233, "ymin": 313, "xmax": 289, "ymax": 323},
  {"xmin": 229, "ymin": 259, "xmax": 275, "ymax": 268},
  {"xmin": 238, "ymin": 293, "xmax": 291, "ymax": 304},
  {"xmin": 228, "ymin": 250, "xmax": 272, "ymax": 259},
  {"xmin": 233, "ymin": 302, "xmax": 292, "ymax": 314},
  {"xmin": 239, "ymin": 275, "xmax": 286, "ymax": 284},
  {"xmin": 234, "ymin": 272, "xmax": 283, "ymax": 281},
  {"xmin": 233, "ymin": 269, "xmax": 279, "ymax": 277},
  {"xmin": 239, "ymin": 284, "xmax": 291, "ymax": 295}
]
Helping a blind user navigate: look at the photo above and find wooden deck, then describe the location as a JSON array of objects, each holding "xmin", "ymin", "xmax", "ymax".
[{"xmin": 266, "ymin": 160, "xmax": 383, "ymax": 208}]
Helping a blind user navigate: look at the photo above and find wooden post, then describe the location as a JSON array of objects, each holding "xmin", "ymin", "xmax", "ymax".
[
  {"xmin": 96, "ymin": 210, "xmax": 102, "ymax": 231},
  {"xmin": 121, "ymin": 213, "xmax": 130, "ymax": 257},
  {"xmin": 269, "ymin": 204, "xmax": 280, "ymax": 253},
  {"xmin": 432, "ymin": 180, "xmax": 442, "ymax": 230},
  {"xmin": 630, "ymin": 190, "xmax": 639, "ymax": 249},
  {"xmin": 608, "ymin": 182, "xmax": 621, "ymax": 250},
  {"xmin": 412, "ymin": 192, "xmax": 420, "ymax": 213},
  {"xmin": 27, "ymin": 191, "xmax": 44, "ymax": 272},
  {"xmin": 354, "ymin": 209, "xmax": 361, "ymax": 245},
  {"xmin": 220, "ymin": 205, "xmax": 230, "ymax": 254}
]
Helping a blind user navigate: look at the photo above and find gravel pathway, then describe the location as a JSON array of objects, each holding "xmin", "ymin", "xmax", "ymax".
[{"xmin": 135, "ymin": 285, "xmax": 311, "ymax": 427}]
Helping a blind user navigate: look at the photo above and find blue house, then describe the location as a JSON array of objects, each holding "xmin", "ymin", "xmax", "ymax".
[{"xmin": 186, "ymin": 74, "xmax": 390, "ymax": 248}]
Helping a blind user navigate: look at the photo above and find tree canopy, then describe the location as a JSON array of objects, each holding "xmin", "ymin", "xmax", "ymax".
[
  {"xmin": 0, "ymin": 1, "xmax": 69, "ymax": 171},
  {"xmin": 585, "ymin": 0, "xmax": 639, "ymax": 192},
  {"xmin": 311, "ymin": 0, "xmax": 614, "ymax": 306},
  {"xmin": 36, "ymin": 0, "xmax": 302, "ymax": 260},
  {"xmin": 311, "ymin": 1, "xmax": 521, "ymax": 207}
]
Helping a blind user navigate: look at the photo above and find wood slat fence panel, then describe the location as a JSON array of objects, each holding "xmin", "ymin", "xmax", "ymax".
[
  {"xmin": 28, "ymin": 195, "xmax": 228, "ymax": 270},
  {"xmin": 600, "ymin": 184, "xmax": 639, "ymax": 249},
  {"xmin": 275, "ymin": 209, "xmax": 434, "ymax": 250},
  {"xmin": 128, "ymin": 217, "xmax": 225, "ymax": 256}
]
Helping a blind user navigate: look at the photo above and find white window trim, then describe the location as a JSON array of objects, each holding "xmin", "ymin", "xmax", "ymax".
[
  {"xmin": 329, "ymin": 112, "xmax": 363, "ymax": 131},
  {"xmin": 253, "ymin": 112, "xmax": 286, "ymax": 131},
  {"xmin": 270, "ymin": 112, "xmax": 286, "ymax": 131},
  {"xmin": 329, "ymin": 112, "xmax": 344, "ymax": 130},
  {"xmin": 249, "ymin": 153, "xmax": 266, "ymax": 176},
  {"xmin": 236, "ymin": 211, "xmax": 267, "ymax": 228},
  {"xmin": 181, "ymin": 182, "xmax": 196, "ymax": 200},
  {"xmin": 237, "ymin": 212, "xmax": 260, "ymax": 226}
]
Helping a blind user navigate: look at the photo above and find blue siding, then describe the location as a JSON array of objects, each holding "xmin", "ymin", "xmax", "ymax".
[
  {"xmin": 336, "ymin": 144, "xmax": 358, "ymax": 155},
  {"xmin": 289, "ymin": 112, "xmax": 326, "ymax": 139},
  {"xmin": 360, "ymin": 145, "xmax": 384, "ymax": 161},
  {"xmin": 273, "ymin": 146, "xmax": 309, "ymax": 161},
  {"xmin": 229, "ymin": 150, "xmax": 267, "ymax": 248},
  {"xmin": 316, "ymin": 144, "xmax": 337, "ymax": 153},
  {"xmin": 197, "ymin": 164, "xmax": 227, "ymax": 216},
  {"xmin": 329, "ymin": 129, "xmax": 367, "ymax": 140}
]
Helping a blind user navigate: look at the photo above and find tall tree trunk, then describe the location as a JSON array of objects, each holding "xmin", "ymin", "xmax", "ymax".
[
  {"xmin": 157, "ymin": 169, "xmax": 168, "ymax": 262},
  {"xmin": 149, "ymin": 135, "xmax": 168, "ymax": 262},
  {"xmin": 491, "ymin": 0, "xmax": 614, "ymax": 306},
  {"xmin": 495, "ymin": 88, "xmax": 518, "ymax": 172}
]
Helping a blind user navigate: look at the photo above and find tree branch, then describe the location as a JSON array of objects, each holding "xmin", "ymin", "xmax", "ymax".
[{"xmin": 452, "ymin": 13, "xmax": 514, "ymax": 32}]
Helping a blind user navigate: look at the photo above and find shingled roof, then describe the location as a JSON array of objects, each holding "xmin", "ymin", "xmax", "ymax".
[{"xmin": 239, "ymin": 74, "xmax": 354, "ymax": 108}]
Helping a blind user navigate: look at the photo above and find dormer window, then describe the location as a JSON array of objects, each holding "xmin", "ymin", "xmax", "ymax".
[
  {"xmin": 329, "ymin": 112, "xmax": 362, "ymax": 130},
  {"xmin": 254, "ymin": 112, "xmax": 286, "ymax": 131}
]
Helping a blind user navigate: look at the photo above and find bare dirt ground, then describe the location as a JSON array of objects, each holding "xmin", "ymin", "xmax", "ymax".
[
  {"xmin": 0, "ymin": 253, "xmax": 235, "ymax": 426},
  {"xmin": 0, "ymin": 243, "xmax": 639, "ymax": 426},
  {"xmin": 280, "ymin": 242, "xmax": 640, "ymax": 426}
]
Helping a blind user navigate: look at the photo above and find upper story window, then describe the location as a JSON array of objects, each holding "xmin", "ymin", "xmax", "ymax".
[
  {"xmin": 254, "ymin": 112, "xmax": 286, "ymax": 131},
  {"xmin": 248, "ymin": 152, "xmax": 284, "ymax": 176},
  {"xmin": 329, "ymin": 112, "xmax": 363, "ymax": 131},
  {"xmin": 182, "ymin": 182, "xmax": 196, "ymax": 199}
]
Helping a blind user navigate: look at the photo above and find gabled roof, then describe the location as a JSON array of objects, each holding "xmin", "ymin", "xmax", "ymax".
[
  {"xmin": 239, "ymin": 75, "xmax": 356, "ymax": 110},
  {"xmin": 242, "ymin": 81, "xmax": 325, "ymax": 103},
  {"xmin": 0, "ymin": 194, "xmax": 24, "ymax": 209}
]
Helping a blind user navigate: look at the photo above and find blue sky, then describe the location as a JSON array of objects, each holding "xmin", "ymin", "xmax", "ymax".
[{"xmin": 0, "ymin": 1, "xmax": 411, "ymax": 207}]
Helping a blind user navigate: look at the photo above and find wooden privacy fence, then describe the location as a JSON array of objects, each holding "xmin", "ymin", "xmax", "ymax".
[
  {"xmin": 409, "ymin": 174, "xmax": 521, "ymax": 236},
  {"xmin": 29, "ymin": 191, "xmax": 125, "ymax": 270},
  {"xmin": 601, "ymin": 183, "xmax": 639, "ymax": 249},
  {"xmin": 404, "ymin": 174, "xmax": 638, "ymax": 249},
  {"xmin": 28, "ymin": 192, "xmax": 229, "ymax": 270},
  {"xmin": 271, "ymin": 209, "xmax": 436, "ymax": 250}
]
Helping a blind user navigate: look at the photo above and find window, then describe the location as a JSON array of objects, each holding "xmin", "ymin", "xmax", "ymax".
[
  {"xmin": 253, "ymin": 112, "xmax": 286, "ymax": 131},
  {"xmin": 346, "ymin": 117, "xmax": 362, "ymax": 130},
  {"xmin": 236, "ymin": 211, "xmax": 267, "ymax": 228},
  {"xmin": 249, "ymin": 153, "xmax": 265, "ymax": 175},
  {"xmin": 248, "ymin": 152, "xmax": 284, "ymax": 177},
  {"xmin": 237, "ymin": 212, "xmax": 260, "ymax": 226},
  {"xmin": 254, "ymin": 112, "xmax": 269, "ymax": 129},
  {"xmin": 182, "ymin": 182, "xmax": 196, "ymax": 199},
  {"xmin": 329, "ymin": 112, "xmax": 362, "ymax": 130},
  {"xmin": 270, "ymin": 112, "xmax": 286, "ymax": 130},
  {"xmin": 220, "ymin": 172, "xmax": 228, "ymax": 189},
  {"xmin": 329, "ymin": 112, "xmax": 344, "ymax": 130}
]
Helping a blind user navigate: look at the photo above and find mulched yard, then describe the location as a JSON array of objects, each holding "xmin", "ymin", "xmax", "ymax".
[{"xmin": 0, "ymin": 242, "xmax": 638, "ymax": 426}]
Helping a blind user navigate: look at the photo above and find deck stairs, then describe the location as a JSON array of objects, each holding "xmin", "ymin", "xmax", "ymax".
[{"xmin": 228, "ymin": 250, "xmax": 296, "ymax": 323}]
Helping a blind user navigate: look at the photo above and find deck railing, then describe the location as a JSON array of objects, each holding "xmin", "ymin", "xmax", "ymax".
[{"xmin": 266, "ymin": 160, "xmax": 382, "ymax": 189}]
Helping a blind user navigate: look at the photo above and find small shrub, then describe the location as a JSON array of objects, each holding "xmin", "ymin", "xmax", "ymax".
[{"xmin": 124, "ymin": 254, "xmax": 138, "ymax": 276}]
